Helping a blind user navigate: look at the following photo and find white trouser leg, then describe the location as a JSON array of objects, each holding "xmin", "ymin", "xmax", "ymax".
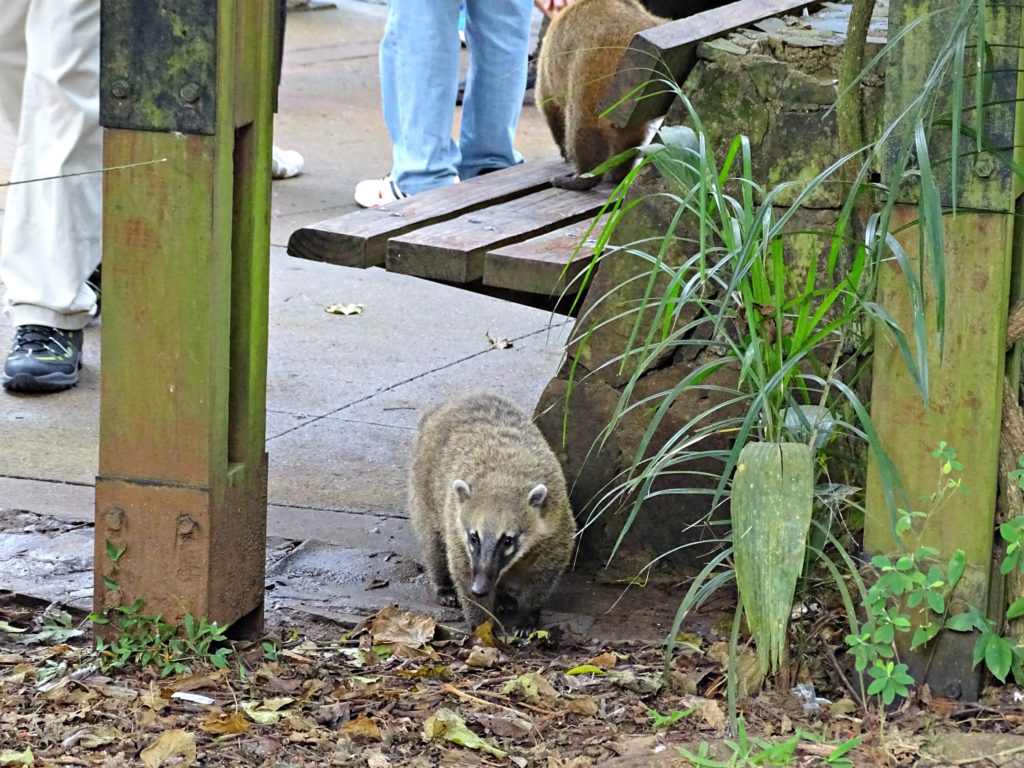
[
  {"xmin": 0, "ymin": 0, "xmax": 101, "ymax": 330},
  {"xmin": 0, "ymin": 1, "xmax": 29, "ymax": 131}
]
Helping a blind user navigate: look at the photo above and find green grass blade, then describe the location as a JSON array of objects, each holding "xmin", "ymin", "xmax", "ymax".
[{"xmin": 913, "ymin": 120, "xmax": 946, "ymax": 356}]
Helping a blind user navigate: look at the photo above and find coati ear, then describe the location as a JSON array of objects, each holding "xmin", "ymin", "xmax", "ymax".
[
  {"xmin": 527, "ymin": 483, "xmax": 548, "ymax": 510},
  {"xmin": 452, "ymin": 479, "xmax": 471, "ymax": 502}
]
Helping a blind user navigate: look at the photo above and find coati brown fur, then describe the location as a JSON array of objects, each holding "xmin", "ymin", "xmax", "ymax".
[
  {"xmin": 408, "ymin": 393, "xmax": 576, "ymax": 633},
  {"xmin": 536, "ymin": 0, "xmax": 667, "ymax": 190}
]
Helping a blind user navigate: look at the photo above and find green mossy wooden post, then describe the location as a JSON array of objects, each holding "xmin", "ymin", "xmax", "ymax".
[
  {"xmin": 865, "ymin": 0, "xmax": 1023, "ymax": 699},
  {"xmin": 94, "ymin": 1, "xmax": 277, "ymax": 635}
]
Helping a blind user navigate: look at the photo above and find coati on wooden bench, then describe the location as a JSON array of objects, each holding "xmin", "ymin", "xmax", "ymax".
[{"xmin": 536, "ymin": 0, "xmax": 668, "ymax": 190}]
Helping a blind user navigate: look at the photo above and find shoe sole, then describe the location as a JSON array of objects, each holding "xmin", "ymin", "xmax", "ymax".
[{"xmin": 2, "ymin": 371, "xmax": 79, "ymax": 393}]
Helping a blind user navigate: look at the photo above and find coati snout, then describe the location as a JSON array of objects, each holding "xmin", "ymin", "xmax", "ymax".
[
  {"xmin": 408, "ymin": 394, "xmax": 576, "ymax": 634},
  {"xmin": 453, "ymin": 478, "xmax": 546, "ymax": 598},
  {"xmin": 535, "ymin": 0, "xmax": 667, "ymax": 190}
]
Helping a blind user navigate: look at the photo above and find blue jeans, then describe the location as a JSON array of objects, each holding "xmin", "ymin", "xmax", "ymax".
[{"xmin": 379, "ymin": 0, "xmax": 533, "ymax": 196}]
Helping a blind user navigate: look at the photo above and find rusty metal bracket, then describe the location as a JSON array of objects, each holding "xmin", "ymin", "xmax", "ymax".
[{"xmin": 100, "ymin": 0, "xmax": 217, "ymax": 135}]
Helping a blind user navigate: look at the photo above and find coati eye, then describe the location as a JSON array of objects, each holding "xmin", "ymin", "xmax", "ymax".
[
  {"xmin": 501, "ymin": 534, "xmax": 518, "ymax": 550},
  {"xmin": 468, "ymin": 531, "xmax": 480, "ymax": 547}
]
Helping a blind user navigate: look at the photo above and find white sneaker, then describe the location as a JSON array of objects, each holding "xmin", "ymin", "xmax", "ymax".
[
  {"xmin": 354, "ymin": 174, "xmax": 409, "ymax": 208},
  {"xmin": 272, "ymin": 145, "xmax": 304, "ymax": 179}
]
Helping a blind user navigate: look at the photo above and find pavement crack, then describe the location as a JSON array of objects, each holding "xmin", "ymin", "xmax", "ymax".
[
  {"xmin": 0, "ymin": 474, "xmax": 94, "ymax": 488},
  {"xmin": 270, "ymin": 501, "xmax": 406, "ymax": 520},
  {"xmin": 265, "ymin": 319, "xmax": 572, "ymax": 443}
]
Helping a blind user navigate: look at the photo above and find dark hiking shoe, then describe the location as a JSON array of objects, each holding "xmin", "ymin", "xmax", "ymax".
[{"xmin": 2, "ymin": 325, "xmax": 83, "ymax": 393}]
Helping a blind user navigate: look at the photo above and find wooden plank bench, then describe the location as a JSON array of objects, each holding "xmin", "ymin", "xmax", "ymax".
[{"xmin": 285, "ymin": 0, "xmax": 817, "ymax": 309}]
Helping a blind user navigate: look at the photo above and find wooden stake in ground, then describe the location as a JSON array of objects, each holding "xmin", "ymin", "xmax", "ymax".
[{"xmin": 94, "ymin": 2, "xmax": 277, "ymax": 634}]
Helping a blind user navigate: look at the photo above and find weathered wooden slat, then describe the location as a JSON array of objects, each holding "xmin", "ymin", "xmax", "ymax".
[
  {"xmin": 603, "ymin": 0, "xmax": 817, "ymax": 129},
  {"xmin": 483, "ymin": 215, "xmax": 607, "ymax": 296},
  {"xmin": 387, "ymin": 186, "xmax": 607, "ymax": 284},
  {"xmin": 286, "ymin": 157, "xmax": 571, "ymax": 269}
]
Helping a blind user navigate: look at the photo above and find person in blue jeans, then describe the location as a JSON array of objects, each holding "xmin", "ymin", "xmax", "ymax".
[{"xmin": 354, "ymin": 0, "xmax": 534, "ymax": 208}]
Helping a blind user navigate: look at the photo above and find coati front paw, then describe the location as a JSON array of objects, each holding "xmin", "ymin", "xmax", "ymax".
[
  {"xmin": 552, "ymin": 172, "xmax": 601, "ymax": 191},
  {"xmin": 436, "ymin": 586, "xmax": 460, "ymax": 608},
  {"xmin": 495, "ymin": 592, "xmax": 519, "ymax": 616},
  {"xmin": 511, "ymin": 608, "xmax": 542, "ymax": 638}
]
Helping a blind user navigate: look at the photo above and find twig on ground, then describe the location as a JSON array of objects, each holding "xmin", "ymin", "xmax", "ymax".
[{"xmin": 441, "ymin": 682, "xmax": 552, "ymax": 719}]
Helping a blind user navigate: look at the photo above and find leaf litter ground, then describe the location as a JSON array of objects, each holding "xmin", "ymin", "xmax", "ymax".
[{"xmin": 2, "ymin": 595, "xmax": 1023, "ymax": 767}]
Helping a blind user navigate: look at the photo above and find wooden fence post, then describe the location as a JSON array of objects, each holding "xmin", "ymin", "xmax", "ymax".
[
  {"xmin": 93, "ymin": 0, "xmax": 276, "ymax": 635},
  {"xmin": 865, "ymin": 0, "xmax": 1023, "ymax": 698}
]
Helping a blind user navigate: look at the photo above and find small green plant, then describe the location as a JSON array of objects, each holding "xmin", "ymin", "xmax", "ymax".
[
  {"xmin": 944, "ymin": 605, "xmax": 1024, "ymax": 683},
  {"xmin": 677, "ymin": 716, "xmax": 799, "ymax": 767},
  {"xmin": 845, "ymin": 445, "xmax": 1024, "ymax": 700},
  {"xmin": 998, "ymin": 517, "xmax": 1024, "ymax": 577},
  {"xmin": 1007, "ymin": 455, "xmax": 1024, "ymax": 490},
  {"xmin": 844, "ymin": 445, "xmax": 967, "ymax": 704},
  {"xmin": 865, "ymin": 659, "xmax": 916, "ymax": 706},
  {"xmin": 261, "ymin": 640, "xmax": 281, "ymax": 661},
  {"xmin": 795, "ymin": 731, "xmax": 864, "ymax": 768},
  {"xmin": 100, "ymin": 539, "xmax": 127, "ymax": 595},
  {"xmin": 648, "ymin": 706, "xmax": 690, "ymax": 730},
  {"xmin": 91, "ymin": 601, "xmax": 231, "ymax": 677},
  {"xmin": 91, "ymin": 542, "xmax": 232, "ymax": 677}
]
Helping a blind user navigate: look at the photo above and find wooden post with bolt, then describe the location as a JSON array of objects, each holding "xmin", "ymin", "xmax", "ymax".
[
  {"xmin": 865, "ymin": 0, "xmax": 1023, "ymax": 699},
  {"xmin": 94, "ymin": 0, "xmax": 277, "ymax": 635}
]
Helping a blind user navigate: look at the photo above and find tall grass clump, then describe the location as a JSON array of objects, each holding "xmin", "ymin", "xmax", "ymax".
[{"xmin": 556, "ymin": 0, "xmax": 1021, "ymax": 710}]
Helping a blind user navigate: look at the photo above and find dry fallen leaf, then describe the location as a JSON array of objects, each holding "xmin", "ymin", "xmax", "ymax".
[
  {"xmin": 474, "ymin": 712, "xmax": 533, "ymax": 739},
  {"xmin": 279, "ymin": 648, "xmax": 317, "ymax": 663},
  {"xmin": 829, "ymin": 697, "xmax": 858, "ymax": 717},
  {"xmin": 388, "ymin": 641, "xmax": 440, "ymax": 661},
  {"xmin": 605, "ymin": 668, "xmax": 663, "ymax": 694},
  {"xmin": 142, "ymin": 685, "xmax": 170, "ymax": 712},
  {"xmin": 200, "ymin": 711, "xmax": 249, "ymax": 735},
  {"xmin": 169, "ymin": 670, "xmax": 227, "ymax": 692},
  {"xmin": 466, "ymin": 645, "xmax": 500, "ymax": 669},
  {"xmin": 325, "ymin": 303, "xmax": 364, "ymax": 316},
  {"xmin": 394, "ymin": 664, "xmax": 449, "ymax": 679},
  {"xmin": 61, "ymin": 725, "xmax": 122, "ymax": 750},
  {"xmin": 502, "ymin": 672, "xmax": 558, "ymax": 704},
  {"xmin": 588, "ymin": 651, "xmax": 618, "ymax": 670},
  {"xmin": 244, "ymin": 702, "xmax": 288, "ymax": 725},
  {"xmin": 260, "ymin": 696, "xmax": 296, "ymax": 712},
  {"xmin": 688, "ymin": 696, "xmax": 726, "ymax": 732},
  {"xmin": 365, "ymin": 749, "xmax": 391, "ymax": 768},
  {"xmin": 368, "ymin": 606, "xmax": 435, "ymax": 648},
  {"xmin": 341, "ymin": 715, "xmax": 381, "ymax": 740},
  {"xmin": 485, "ymin": 331, "xmax": 513, "ymax": 349},
  {"xmin": 473, "ymin": 621, "xmax": 497, "ymax": 647},
  {"xmin": 565, "ymin": 695, "xmax": 599, "ymax": 717},
  {"xmin": 139, "ymin": 729, "xmax": 197, "ymax": 768}
]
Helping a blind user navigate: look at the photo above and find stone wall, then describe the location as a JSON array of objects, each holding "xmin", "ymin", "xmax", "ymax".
[{"xmin": 536, "ymin": 3, "xmax": 888, "ymax": 576}]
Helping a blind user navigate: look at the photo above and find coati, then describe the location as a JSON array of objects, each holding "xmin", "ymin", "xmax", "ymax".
[
  {"xmin": 536, "ymin": 0, "xmax": 668, "ymax": 190},
  {"xmin": 408, "ymin": 393, "xmax": 576, "ymax": 634}
]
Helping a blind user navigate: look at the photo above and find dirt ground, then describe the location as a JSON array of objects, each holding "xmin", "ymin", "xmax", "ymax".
[{"xmin": 4, "ymin": 591, "xmax": 1024, "ymax": 768}]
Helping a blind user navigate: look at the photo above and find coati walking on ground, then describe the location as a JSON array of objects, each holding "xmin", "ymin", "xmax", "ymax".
[
  {"xmin": 408, "ymin": 393, "xmax": 576, "ymax": 634},
  {"xmin": 536, "ymin": 0, "xmax": 667, "ymax": 190}
]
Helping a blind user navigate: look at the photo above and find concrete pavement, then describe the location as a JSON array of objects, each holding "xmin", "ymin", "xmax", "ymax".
[{"xmin": 0, "ymin": 2, "xmax": 685, "ymax": 642}]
